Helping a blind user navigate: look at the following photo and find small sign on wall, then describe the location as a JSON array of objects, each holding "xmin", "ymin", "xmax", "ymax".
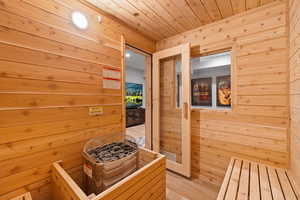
[
  {"xmin": 103, "ymin": 68, "xmax": 121, "ymax": 79},
  {"xmin": 89, "ymin": 106, "xmax": 103, "ymax": 116},
  {"xmin": 102, "ymin": 66, "xmax": 121, "ymax": 90},
  {"xmin": 103, "ymin": 78, "xmax": 121, "ymax": 89}
]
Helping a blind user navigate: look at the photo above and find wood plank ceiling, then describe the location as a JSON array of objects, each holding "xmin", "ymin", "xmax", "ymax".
[{"xmin": 85, "ymin": 0, "xmax": 278, "ymax": 41}]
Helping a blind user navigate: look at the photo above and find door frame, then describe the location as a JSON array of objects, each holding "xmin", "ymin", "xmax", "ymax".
[
  {"xmin": 121, "ymin": 38, "xmax": 153, "ymax": 150},
  {"xmin": 153, "ymin": 43, "xmax": 191, "ymax": 177}
]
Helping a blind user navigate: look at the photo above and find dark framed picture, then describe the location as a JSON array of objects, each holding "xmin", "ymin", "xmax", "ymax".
[
  {"xmin": 217, "ymin": 76, "xmax": 231, "ymax": 107},
  {"xmin": 125, "ymin": 83, "xmax": 143, "ymax": 109},
  {"xmin": 191, "ymin": 78, "xmax": 212, "ymax": 106}
]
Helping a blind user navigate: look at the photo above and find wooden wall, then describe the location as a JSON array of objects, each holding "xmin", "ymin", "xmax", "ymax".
[
  {"xmin": 0, "ymin": 0, "xmax": 154, "ymax": 199},
  {"xmin": 289, "ymin": 0, "xmax": 300, "ymax": 188},
  {"xmin": 157, "ymin": 1, "xmax": 290, "ymax": 186}
]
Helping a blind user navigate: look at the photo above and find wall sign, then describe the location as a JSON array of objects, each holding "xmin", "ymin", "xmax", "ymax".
[
  {"xmin": 102, "ymin": 66, "xmax": 121, "ymax": 90},
  {"xmin": 83, "ymin": 163, "xmax": 93, "ymax": 178},
  {"xmin": 89, "ymin": 106, "xmax": 103, "ymax": 116}
]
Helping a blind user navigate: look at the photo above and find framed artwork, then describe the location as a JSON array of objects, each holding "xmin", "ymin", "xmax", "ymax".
[
  {"xmin": 191, "ymin": 78, "xmax": 212, "ymax": 106},
  {"xmin": 217, "ymin": 75, "xmax": 231, "ymax": 107},
  {"xmin": 126, "ymin": 83, "xmax": 143, "ymax": 108}
]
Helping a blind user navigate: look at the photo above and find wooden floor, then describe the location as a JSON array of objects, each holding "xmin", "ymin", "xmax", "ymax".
[
  {"xmin": 126, "ymin": 124, "xmax": 146, "ymax": 147},
  {"xmin": 166, "ymin": 171, "xmax": 219, "ymax": 200},
  {"xmin": 126, "ymin": 124, "xmax": 145, "ymax": 138},
  {"xmin": 126, "ymin": 124, "xmax": 219, "ymax": 199}
]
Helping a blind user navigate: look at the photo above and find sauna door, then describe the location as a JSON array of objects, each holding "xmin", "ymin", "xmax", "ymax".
[{"xmin": 153, "ymin": 43, "xmax": 191, "ymax": 177}]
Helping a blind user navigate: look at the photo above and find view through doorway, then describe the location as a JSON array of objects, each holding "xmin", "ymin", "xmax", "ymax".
[{"xmin": 125, "ymin": 46, "xmax": 152, "ymax": 149}]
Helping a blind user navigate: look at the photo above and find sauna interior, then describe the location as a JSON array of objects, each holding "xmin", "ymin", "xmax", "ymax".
[{"xmin": 1, "ymin": 0, "xmax": 300, "ymax": 199}]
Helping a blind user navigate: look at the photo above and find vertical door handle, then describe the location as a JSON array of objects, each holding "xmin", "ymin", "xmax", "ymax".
[{"xmin": 184, "ymin": 102, "xmax": 188, "ymax": 120}]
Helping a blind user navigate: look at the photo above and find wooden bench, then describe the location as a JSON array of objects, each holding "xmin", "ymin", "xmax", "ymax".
[
  {"xmin": 217, "ymin": 158, "xmax": 300, "ymax": 200},
  {"xmin": 9, "ymin": 192, "xmax": 32, "ymax": 200}
]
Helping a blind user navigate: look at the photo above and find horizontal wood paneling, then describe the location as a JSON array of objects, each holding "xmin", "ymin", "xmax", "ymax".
[
  {"xmin": 0, "ymin": 0, "xmax": 155, "ymax": 53},
  {"xmin": 289, "ymin": 0, "xmax": 300, "ymax": 189},
  {"xmin": 0, "ymin": 0, "xmax": 155, "ymax": 199},
  {"xmin": 157, "ymin": 2, "xmax": 286, "ymax": 50},
  {"xmin": 157, "ymin": 2, "xmax": 289, "ymax": 187}
]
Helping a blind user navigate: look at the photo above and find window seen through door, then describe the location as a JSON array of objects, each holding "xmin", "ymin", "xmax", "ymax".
[{"xmin": 176, "ymin": 51, "xmax": 232, "ymax": 109}]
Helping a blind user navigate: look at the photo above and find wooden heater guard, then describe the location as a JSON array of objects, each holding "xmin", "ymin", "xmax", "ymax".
[{"xmin": 52, "ymin": 147, "xmax": 166, "ymax": 200}]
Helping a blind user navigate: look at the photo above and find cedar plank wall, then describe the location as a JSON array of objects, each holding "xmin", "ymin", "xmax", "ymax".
[
  {"xmin": 0, "ymin": 0, "xmax": 154, "ymax": 199},
  {"xmin": 157, "ymin": 1, "xmax": 289, "ymax": 186},
  {"xmin": 289, "ymin": 0, "xmax": 300, "ymax": 188}
]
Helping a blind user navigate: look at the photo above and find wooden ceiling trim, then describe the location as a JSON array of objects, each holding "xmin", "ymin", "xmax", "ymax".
[
  {"xmin": 246, "ymin": 0, "xmax": 261, "ymax": 10},
  {"xmin": 140, "ymin": 0, "xmax": 187, "ymax": 33},
  {"xmin": 86, "ymin": 0, "xmax": 280, "ymax": 41},
  {"xmin": 216, "ymin": 0, "xmax": 234, "ymax": 18},
  {"xmin": 111, "ymin": 0, "xmax": 176, "ymax": 39},
  {"xmin": 169, "ymin": 0, "xmax": 202, "ymax": 28},
  {"xmin": 185, "ymin": 0, "xmax": 212, "ymax": 24},
  {"xmin": 230, "ymin": 0, "xmax": 247, "ymax": 14},
  {"xmin": 261, "ymin": 0, "xmax": 276, "ymax": 5},
  {"xmin": 83, "ymin": 0, "xmax": 145, "ymax": 39},
  {"xmin": 126, "ymin": 0, "xmax": 178, "ymax": 37},
  {"xmin": 108, "ymin": 0, "xmax": 166, "ymax": 39},
  {"xmin": 94, "ymin": 0, "xmax": 163, "ymax": 40},
  {"xmin": 200, "ymin": 0, "xmax": 222, "ymax": 20},
  {"xmin": 157, "ymin": 0, "xmax": 195, "ymax": 30}
]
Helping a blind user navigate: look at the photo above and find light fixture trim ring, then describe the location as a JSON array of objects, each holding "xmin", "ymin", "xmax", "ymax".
[{"xmin": 71, "ymin": 11, "xmax": 89, "ymax": 30}]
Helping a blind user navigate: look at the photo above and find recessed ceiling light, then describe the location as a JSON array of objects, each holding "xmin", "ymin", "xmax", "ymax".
[
  {"xmin": 71, "ymin": 11, "xmax": 89, "ymax": 30},
  {"xmin": 125, "ymin": 53, "xmax": 131, "ymax": 58}
]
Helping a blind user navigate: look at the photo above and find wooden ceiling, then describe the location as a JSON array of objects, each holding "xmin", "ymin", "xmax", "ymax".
[{"xmin": 86, "ymin": 0, "xmax": 278, "ymax": 41}]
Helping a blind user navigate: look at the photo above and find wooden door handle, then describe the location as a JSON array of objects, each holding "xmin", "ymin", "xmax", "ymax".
[{"xmin": 184, "ymin": 102, "xmax": 188, "ymax": 120}]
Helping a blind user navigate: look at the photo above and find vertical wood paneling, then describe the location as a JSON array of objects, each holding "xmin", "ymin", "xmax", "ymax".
[
  {"xmin": 289, "ymin": 0, "xmax": 300, "ymax": 189},
  {"xmin": 200, "ymin": 0, "xmax": 222, "ymax": 21},
  {"xmin": 157, "ymin": 2, "xmax": 289, "ymax": 186},
  {"xmin": 0, "ymin": 0, "xmax": 155, "ymax": 199},
  {"xmin": 216, "ymin": 0, "xmax": 234, "ymax": 18},
  {"xmin": 231, "ymin": 0, "xmax": 246, "ymax": 14},
  {"xmin": 159, "ymin": 58, "xmax": 182, "ymax": 163}
]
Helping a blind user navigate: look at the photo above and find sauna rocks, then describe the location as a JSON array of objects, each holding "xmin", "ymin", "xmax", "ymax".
[{"xmin": 87, "ymin": 142, "xmax": 137, "ymax": 163}]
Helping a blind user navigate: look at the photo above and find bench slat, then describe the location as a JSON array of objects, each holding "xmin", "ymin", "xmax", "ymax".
[
  {"xmin": 258, "ymin": 164, "xmax": 272, "ymax": 200},
  {"xmin": 268, "ymin": 168, "xmax": 285, "ymax": 200},
  {"xmin": 10, "ymin": 192, "xmax": 32, "ymax": 200},
  {"xmin": 225, "ymin": 159, "xmax": 242, "ymax": 200},
  {"xmin": 218, "ymin": 157, "xmax": 300, "ymax": 200},
  {"xmin": 236, "ymin": 161, "xmax": 250, "ymax": 200},
  {"xmin": 249, "ymin": 163, "xmax": 260, "ymax": 200},
  {"xmin": 286, "ymin": 171, "xmax": 300, "ymax": 199},
  {"xmin": 277, "ymin": 169, "xmax": 297, "ymax": 200},
  {"xmin": 217, "ymin": 158, "xmax": 235, "ymax": 200}
]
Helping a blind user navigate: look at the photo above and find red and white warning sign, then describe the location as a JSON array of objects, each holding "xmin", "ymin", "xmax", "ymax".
[{"xmin": 83, "ymin": 163, "xmax": 93, "ymax": 178}]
